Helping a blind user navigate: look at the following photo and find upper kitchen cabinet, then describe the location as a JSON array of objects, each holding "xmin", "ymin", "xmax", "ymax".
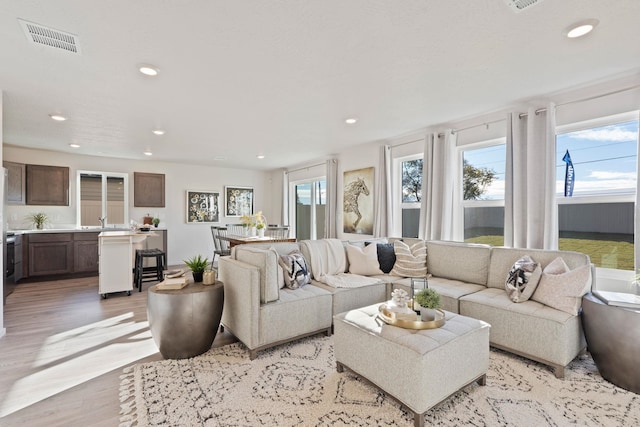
[
  {"xmin": 26, "ymin": 164, "xmax": 70, "ymax": 206},
  {"xmin": 3, "ymin": 161, "xmax": 26, "ymax": 205},
  {"xmin": 134, "ymin": 172, "xmax": 165, "ymax": 207}
]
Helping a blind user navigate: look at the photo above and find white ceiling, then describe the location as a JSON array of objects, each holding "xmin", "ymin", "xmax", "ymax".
[{"xmin": 1, "ymin": 0, "xmax": 639, "ymax": 171}]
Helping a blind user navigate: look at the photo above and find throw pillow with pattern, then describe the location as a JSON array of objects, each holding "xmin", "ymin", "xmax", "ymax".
[
  {"xmin": 390, "ymin": 240, "xmax": 427, "ymax": 277},
  {"xmin": 278, "ymin": 251, "xmax": 311, "ymax": 289},
  {"xmin": 505, "ymin": 255, "xmax": 542, "ymax": 302}
]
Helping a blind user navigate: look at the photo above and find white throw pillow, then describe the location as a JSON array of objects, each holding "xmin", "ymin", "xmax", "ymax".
[
  {"xmin": 346, "ymin": 243, "xmax": 383, "ymax": 276},
  {"xmin": 531, "ymin": 257, "xmax": 592, "ymax": 316},
  {"xmin": 390, "ymin": 240, "xmax": 427, "ymax": 277},
  {"xmin": 505, "ymin": 255, "xmax": 542, "ymax": 302}
]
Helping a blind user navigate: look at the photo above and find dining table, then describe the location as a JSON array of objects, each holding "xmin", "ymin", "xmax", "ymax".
[{"xmin": 218, "ymin": 234, "xmax": 296, "ymax": 248}]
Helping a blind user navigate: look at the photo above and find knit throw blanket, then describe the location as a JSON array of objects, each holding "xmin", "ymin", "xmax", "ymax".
[{"xmin": 300, "ymin": 239, "xmax": 379, "ymax": 288}]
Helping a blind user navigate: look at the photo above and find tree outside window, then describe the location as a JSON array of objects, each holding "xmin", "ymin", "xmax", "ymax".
[{"xmin": 402, "ymin": 159, "xmax": 423, "ymax": 202}]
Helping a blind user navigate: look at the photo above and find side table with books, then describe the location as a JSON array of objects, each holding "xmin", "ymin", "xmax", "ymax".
[
  {"xmin": 147, "ymin": 278, "xmax": 224, "ymax": 359},
  {"xmin": 581, "ymin": 292, "xmax": 640, "ymax": 393}
]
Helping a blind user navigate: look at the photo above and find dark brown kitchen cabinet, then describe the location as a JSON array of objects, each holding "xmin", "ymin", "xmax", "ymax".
[
  {"xmin": 73, "ymin": 232, "xmax": 100, "ymax": 273},
  {"xmin": 14, "ymin": 234, "xmax": 24, "ymax": 282},
  {"xmin": 134, "ymin": 172, "xmax": 165, "ymax": 207},
  {"xmin": 3, "ymin": 161, "xmax": 26, "ymax": 205},
  {"xmin": 27, "ymin": 233, "xmax": 74, "ymax": 277},
  {"xmin": 26, "ymin": 164, "xmax": 70, "ymax": 206}
]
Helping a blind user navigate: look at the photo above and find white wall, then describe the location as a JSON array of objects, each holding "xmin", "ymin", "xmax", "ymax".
[
  {"xmin": 2, "ymin": 145, "xmax": 276, "ymax": 266},
  {"xmin": 1, "ymin": 90, "xmax": 5, "ymax": 338}
]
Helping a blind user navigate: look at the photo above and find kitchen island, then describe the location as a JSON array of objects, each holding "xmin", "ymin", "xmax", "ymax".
[
  {"xmin": 98, "ymin": 231, "xmax": 151, "ymax": 298},
  {"xmin": 10, "ymin": 228, "xmax": 167, "ymax": 283}
]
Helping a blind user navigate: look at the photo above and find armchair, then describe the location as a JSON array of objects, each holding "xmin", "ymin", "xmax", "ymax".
[{"xmin": 218, "ymin": 245, "xmax": 333, "ymax": 359}]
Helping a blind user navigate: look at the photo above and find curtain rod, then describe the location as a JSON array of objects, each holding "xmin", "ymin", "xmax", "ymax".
[
  {"xmin": 437, "ymin": 118, "xmax": 506, "ymax": 138},
  {"xmin": 518, "ymin": 83, "xmax": 640, "ymax": 118},
  {"xmin": 285, "ymin": 161, "xmax": 327, "ymax": 174},
  {"xmin": 390, "ymin": 138, "xmax": 424, "ymax": 149}
]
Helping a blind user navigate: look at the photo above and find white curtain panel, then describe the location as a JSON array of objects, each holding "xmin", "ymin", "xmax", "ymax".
[
  {"xmin": 373, "ymin": 145, "xmax": 392, "ymax": 237},
  {"xmin": 281, "ymin": 169, "xmax": 289, "ymax": 227},
  {"xmin": 419, "ymin": 131, "xmax": 458, "ymax": 240},
  {"xmin": 324, "ymin": 158, "xmax": 338, "ymax": 238},
  {"xmin": 635, "ymin": 122, "xmax": 640, "ymax": 273},
  {"xmin": 504, "ymin": 103, "xmax": 558, "ymax": 249}
]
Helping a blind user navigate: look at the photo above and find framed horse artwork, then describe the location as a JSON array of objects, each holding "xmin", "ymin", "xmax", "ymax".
[{"xmin": 343, "ymin": 167, "xmax": 374, "ymax": 234}]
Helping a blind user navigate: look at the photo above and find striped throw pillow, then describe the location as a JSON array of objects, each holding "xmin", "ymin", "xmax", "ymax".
[{"xmin": 390, "ymin": 240, "xmax": 427, "ymax": 277}]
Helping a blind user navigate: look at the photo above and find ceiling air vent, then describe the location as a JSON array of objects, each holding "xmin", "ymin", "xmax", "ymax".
[
  {"xmin": 18, "ymin": 19, "xmax": 81, "ymax": 54},
  {"xmin": 503, "ymin": 0, "xmax": 544, "ymax": 13}
]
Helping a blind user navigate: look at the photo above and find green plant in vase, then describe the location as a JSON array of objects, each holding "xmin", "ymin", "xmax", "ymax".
[
  {"xmin": 27, "ymin": 212, "xmax": 49, "ymax": 230},
  {"xmin": 152, "ymin": 217, "xmax": 160, "ymax": 228},
  {"xmin": 184, "ymin": 255, "xmax": 209, "ymax": 282},
  {"xmin": 414, "ymin": 288, "xmax": 442, "ymax": 321}
]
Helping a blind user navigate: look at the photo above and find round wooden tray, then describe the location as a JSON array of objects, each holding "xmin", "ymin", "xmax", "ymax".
[{"xmin": 377, "ymin": 304, "xmax": 446, "ymax": 330}]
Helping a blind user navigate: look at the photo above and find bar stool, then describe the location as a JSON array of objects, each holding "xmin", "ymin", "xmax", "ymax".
[{"xmin": 134, "ymin": 248, "xmax": 166, "ymax": 292}]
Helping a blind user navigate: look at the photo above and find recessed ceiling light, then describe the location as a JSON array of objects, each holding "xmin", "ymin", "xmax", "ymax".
[
  {"xmin": 138, "ymin": 64, "xmax": 159, "ymax": 76},
  {"xmin": 256, "ymin": 155, "xmax": 265, "ymax": 159},
  {"xmin": 69, "ymin": 143, "xmax": 80, "ymax": 148},
  {"xmin": 214, "ymin": 156, "xmax": 226, "ymax": 161},
  {"xmin": 152, "ymin": 129, "xmax": 165, "ymax": 135},
  {"xmin": 566, "ymin": 19, "xmax": 599, "ymax": 38},
  {"xmin": 345, "ymin": 118, "xmax": 358, "ymax": 124},
  {"xmin": 49, "ymin": 114, "xmax": 67, "ymax": 121},
  {"xmin": 144, "ymin": 151, "xmax": 153, "ymax": 156}
]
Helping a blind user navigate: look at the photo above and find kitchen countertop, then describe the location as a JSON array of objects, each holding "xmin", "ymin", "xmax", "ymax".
[{"xmin": 10, "ymin": 227, "xmax": 167, "ymax": 234}]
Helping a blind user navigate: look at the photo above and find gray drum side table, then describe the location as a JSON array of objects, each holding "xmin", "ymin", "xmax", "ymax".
[
  {"xmin": 581, "ymin": 292, "xmax": 640, "ymax": 393},
  {"xmin": 147, "ymin": 281, "xmax": 224, "ymax": 359}
]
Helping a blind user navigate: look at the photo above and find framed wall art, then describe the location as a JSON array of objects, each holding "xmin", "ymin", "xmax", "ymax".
[
  {"xmin": 225, "ymin": 186, "xmax": 254, "ymax": 217},
  {"xmin": 186, "ymin": 190, "xmax": 220, "ymax": 223},
  {"xmin": 343, "ymin": 167, "xmax": 374, "ymax": 234}
]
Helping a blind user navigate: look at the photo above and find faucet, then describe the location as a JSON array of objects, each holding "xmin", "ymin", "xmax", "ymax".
[{"xmin": 98, "ymin": 216, "xmax": 106, "ymax": 227}]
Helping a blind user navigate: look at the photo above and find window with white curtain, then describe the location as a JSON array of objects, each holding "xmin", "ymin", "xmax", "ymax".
[
  {"xmin": 396, "ymin": 155, "xmax": 423, "ymax": 237},
  {"xmin": 460, "ymin": 139, "xmax": 506, "ymax": 245},
  {"xmin": 555, "ymin": 112, "xmax": 639, "ymax": 271}
]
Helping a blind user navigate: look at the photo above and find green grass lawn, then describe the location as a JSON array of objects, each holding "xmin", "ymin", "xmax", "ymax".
[{"xmin": 464, "ymin": 229, "xmax": 634, "ymax": 271}]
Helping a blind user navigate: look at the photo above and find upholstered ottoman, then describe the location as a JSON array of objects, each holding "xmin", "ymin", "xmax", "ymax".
[{"xmin": 333, "ymin": 303, "xmax": 490, "ymax": 427}]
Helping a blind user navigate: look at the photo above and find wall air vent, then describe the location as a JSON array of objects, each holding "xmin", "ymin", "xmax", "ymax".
[
  {"xmin": 503, "ymin": 0, "xmax": 544, "ymax": 13},
  {"xmin": 18, "ymin": 19, "xmax": 81, "ymax": 54}
]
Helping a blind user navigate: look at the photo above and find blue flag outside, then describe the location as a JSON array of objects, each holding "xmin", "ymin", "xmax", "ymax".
[{"xmin": 563, "ymin": 150, "xmax": 574, "ymax": 197}]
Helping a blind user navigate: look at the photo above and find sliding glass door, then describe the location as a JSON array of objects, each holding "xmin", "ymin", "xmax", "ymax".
[{"xmin": 292, "ymin": 179, "xmax": 326, "ymax": 240}]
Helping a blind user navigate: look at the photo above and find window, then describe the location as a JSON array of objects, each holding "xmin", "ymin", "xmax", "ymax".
[
  {"xmin": 556, "ymin": 113, "xmax": 639, "ymax": 271},
  {"xmin": 77, "ymin": 171, "xmax": 129, "ymax": 227},
  {"xmin": 291, "ymin": 179, "xmax": 326, "ymax": 240},
  {"xmin": 461, "ymin": 140, "xmax": 506, "ymax": 246},
  {"xmin": 398, "ymin": 156, "xmax": 423, "ymax": 237}
]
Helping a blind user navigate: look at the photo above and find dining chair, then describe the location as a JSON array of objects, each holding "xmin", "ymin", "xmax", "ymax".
[
  {"xmin": 266, "ymin": 225, "xmax": 290, "ymax": 242},
  {"xmin": 211, "ymin": 226, "xmax": 231, "ymax": 265},
  {"xmin": 225, "ymin": 223, "xmax": 244, "ymax": 236}
]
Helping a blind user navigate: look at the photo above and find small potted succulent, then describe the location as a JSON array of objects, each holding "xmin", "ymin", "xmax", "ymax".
[
  {"xmin": 184, "ymin": 255, "xmax": 209, "ymax": 282},
  {"xmin": 152, "ymin": 217, "xmax": 160, "ymax": 228},
  {"xmin": 414, "ymin": 288, "xmax": 442, "ymax": 321}
]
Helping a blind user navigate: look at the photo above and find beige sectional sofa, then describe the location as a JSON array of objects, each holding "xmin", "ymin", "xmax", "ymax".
[{"xmin": 218, "ymin": 238, "xmax": 593, "ymax": 377}]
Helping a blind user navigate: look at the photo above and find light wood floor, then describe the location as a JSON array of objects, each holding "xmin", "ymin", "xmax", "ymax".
[{"xmin": 0, "ymin": 275, "xmax": 237, "ymax": 427}]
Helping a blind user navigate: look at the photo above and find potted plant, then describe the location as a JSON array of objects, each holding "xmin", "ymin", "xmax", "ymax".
[
  {"xmin": 256, "ymin": 222, "xmax": 265, "ymax": 238},
  {"xmin": 152, "ymin": 217, "xmax": 160, "ymax": 228},
  {"xmin": 414, "ymin": 288, "xmax": 442, "ymax": 321},
  {"xmin": 184, "ymin": 255, "xmax": 209, "ymax": 282},
  {"xmin": 27, "ymin": 212, "xmax": 49, "ymax": 230}
]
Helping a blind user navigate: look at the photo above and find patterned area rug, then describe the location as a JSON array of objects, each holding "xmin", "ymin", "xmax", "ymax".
[{"xmin": 119, "ymin": 335, "xmax": 638, "ymax": 426}]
